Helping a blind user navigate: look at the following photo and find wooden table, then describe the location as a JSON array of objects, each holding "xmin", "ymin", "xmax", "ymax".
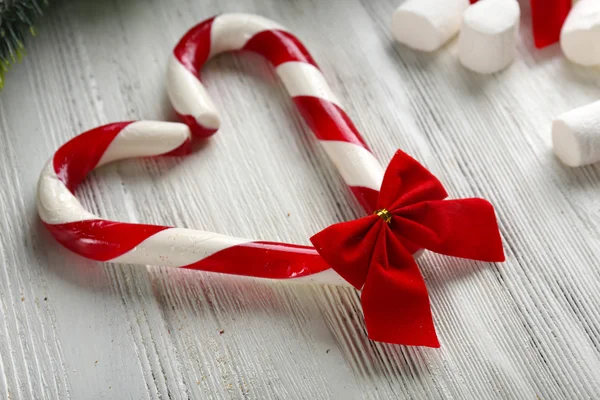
[{"xmin": 1, "ymin": 0, "xmax": 599, "ymax": 398}]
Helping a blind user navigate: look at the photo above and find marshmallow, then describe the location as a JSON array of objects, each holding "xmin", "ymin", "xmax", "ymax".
[
  {"xmin": 560, "ymin": 0, "xmax": 600, "ymax": 66},
  {"xmin": 458, "ymin": 0, "xmax": 520, "ymax": 74},
  {"xmin": 392, "ymin": 0, "xmax": 470, "ymax": 52},
  {"xmin": 552, "ymin": 100, "xmax": 600, "ymax": 167}
]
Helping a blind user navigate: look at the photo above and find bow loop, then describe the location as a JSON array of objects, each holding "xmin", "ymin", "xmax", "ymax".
[
  {"xmin": 310, "ymin": 215, "xmax": 381, "ymax": 290},
  {"xmin": 378, "ymin": 150, "xmax": 448, "ymax": 211},
  {"xmin": 392, "ymin": 198, "xmax": 505, "ymax": 262}
]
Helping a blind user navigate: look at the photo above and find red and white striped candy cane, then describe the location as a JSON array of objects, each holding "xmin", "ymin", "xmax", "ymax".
[{"xmin": 37, "ymin": 13, "xmax": 386, "ymax": 284}]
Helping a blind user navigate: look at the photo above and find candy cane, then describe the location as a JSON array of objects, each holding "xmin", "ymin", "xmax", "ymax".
[{"xmin": 37, "ymin": 13, "xmax": 387, "ymax": 285}]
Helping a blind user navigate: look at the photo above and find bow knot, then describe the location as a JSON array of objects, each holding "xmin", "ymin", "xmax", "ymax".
[
  {"xmin": 374, "ymin": 208, "xmax": 392, "ymax": 223},
  {"xmin": 310, "ymin": 150, "xmax": 505, "ymax": 347}
]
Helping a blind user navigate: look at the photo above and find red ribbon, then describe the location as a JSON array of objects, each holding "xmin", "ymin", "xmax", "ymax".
[
  {"xmin": 469, "ymin": 0, "xmax": 572, "ymax": 49},
  {"xmin": 530, "ymin": 0, "xmax": 572, "ymax": 49},
  {"xmin": 310, "ymin": 150, "xmax": 505, "ymax": 347}
]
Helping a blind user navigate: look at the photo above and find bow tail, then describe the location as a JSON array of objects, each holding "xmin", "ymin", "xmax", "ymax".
[
  {"xmin": 361, "ymin": 229, "xmax": 440, "ymax": 347},
  {"xmin": 378, "ymin": 150, "xmax": 448, "ymax": 210}
]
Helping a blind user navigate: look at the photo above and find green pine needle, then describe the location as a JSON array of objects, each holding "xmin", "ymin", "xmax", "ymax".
[{"xmin": 0, "ymin": 0, "xmax": 48, "ymax": 89}]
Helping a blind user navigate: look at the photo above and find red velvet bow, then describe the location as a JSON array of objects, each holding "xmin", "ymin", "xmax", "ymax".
[{"xmin": 310, "ymin": 150, "xmax": 505, "ymax": 347}]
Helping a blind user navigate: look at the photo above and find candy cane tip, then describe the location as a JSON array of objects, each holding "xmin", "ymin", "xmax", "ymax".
[
  {"xmin": 197, "ymin": 112, "xmax": 221, "ymax": 131},
  {"xmin": 176, "ymin": 112, "xmax": 220, "ymax": 138}
]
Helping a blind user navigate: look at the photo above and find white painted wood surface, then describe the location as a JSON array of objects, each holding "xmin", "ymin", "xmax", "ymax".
[{"xmin": 1, "ymin": 0, "xmax": 600, "ymax": 398}]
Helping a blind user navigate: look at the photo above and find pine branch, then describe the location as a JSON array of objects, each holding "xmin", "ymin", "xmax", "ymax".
[{"xmin": 0, "ymin": 0, "xmax": 48, "ymax": 89}]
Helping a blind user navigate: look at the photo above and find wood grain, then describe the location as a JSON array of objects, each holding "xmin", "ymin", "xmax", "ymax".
[{"xmin": 1, "ymin": 0, "xmax": 600, "ymax": 398}]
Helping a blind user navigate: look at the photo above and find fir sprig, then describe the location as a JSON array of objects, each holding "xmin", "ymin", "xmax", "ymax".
[{"xmin": 0, "ymin": 0, "xmax": 48, "ymax": 89}]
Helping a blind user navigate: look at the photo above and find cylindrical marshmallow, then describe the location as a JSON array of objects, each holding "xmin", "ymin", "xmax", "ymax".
[
  {"xmin": 458, "ymin": 0, "xmax": 520, "ymax": 74},
  {"xmin": 560, "ymin": 0, "xmax": 600, "ymax": 66},
  {"xmin": 552, "ymin": 100, "xmax": 600, "ymax": 167},
  {"xmin": 392, "ymin": 0, "xmax": 470, "ymax": 52}
]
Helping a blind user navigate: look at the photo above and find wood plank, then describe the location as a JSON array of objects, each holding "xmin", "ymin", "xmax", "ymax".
[{"xmin": 0, "ymin": 0, "xmax": 599, "ymax": 398}]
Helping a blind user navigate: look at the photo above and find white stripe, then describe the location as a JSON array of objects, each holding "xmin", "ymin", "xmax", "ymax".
[
  {"xmin": 109, "ymin": 228, "xmax": 250, "ymax": 267},
  {"xmin": 276, "ymin": 62, "xmax": 343, "ymax": 110},
  {"xmin": 209, "ymin": 13, "xmax": 289, "ymax": 57},
  {"xmin": 98, "ymin": 121, "xmax": 191, "ymax": 166},
  {"xmin": 166, "ymin": 55, "xmax": 221, "ymax": 129},
  {"xmin": 37, "ymin": 162, "xmax": 98, "ymax": 225},
  {"xmin": 319, "ymin": 141, "xmax": 384, "ymax": 191}
]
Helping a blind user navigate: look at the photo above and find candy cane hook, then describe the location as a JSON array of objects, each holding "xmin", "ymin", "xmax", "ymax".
[
  {"xmin": 37, "ymin": 14, "xmax": 387, "ymax": 285},
  {"xmin": 167, "ymin": 14, "xmax": 385, "ymax": 212}
]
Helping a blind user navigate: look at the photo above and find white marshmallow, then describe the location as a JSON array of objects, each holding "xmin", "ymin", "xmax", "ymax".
[
  {"xmin": 552, "ymin": 100, "xmax": 600, "ymax": 167},
  {"xmin": 560, "ymin": 0, "xmax": 600, "ymax": 66},
  {"xmin": 458, "ymin": 0, "xmax": 520, "ymax": 74},
  {"xmin": 392, "ymin": 0, "xmax": 470, "ymax": 52}
]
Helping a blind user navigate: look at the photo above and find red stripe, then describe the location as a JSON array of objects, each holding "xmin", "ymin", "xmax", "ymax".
[
  {"xmin": 173, "ymin": 16, "xmax": 216, "ymax": 75},
  {"xmin": 182, "ymin": 241, "xmax": 330, "ymax": 279},
  {"xmin": 243, "ymin": 30, "xmax": 319, "ymax": 68},
  {"xmin": 174, "ymin": 112, "xmax": 218, "ymax": 138},
  {"xmin": 530, "ymin": 0, "xmax": 571, "ymax": 48},
  {"xmin": 44, "ymin": 220, "xmax": 169, "ymax": 262},
  {"xmin": 293, "ymin": 96, "xmax": 369, "ymax": 149},
  {"xmin": 350, "ymin": 186, "xmax": 379, "ymax": 215},
  {"xmin": 53, "ymin": 122, "xmax": 133, "ymax": 192}
]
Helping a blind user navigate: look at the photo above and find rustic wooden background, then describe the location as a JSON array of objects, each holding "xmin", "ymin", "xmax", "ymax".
[{"xmin": 1, "ymin": 0, "xmax": 600, "ymax": 398}]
